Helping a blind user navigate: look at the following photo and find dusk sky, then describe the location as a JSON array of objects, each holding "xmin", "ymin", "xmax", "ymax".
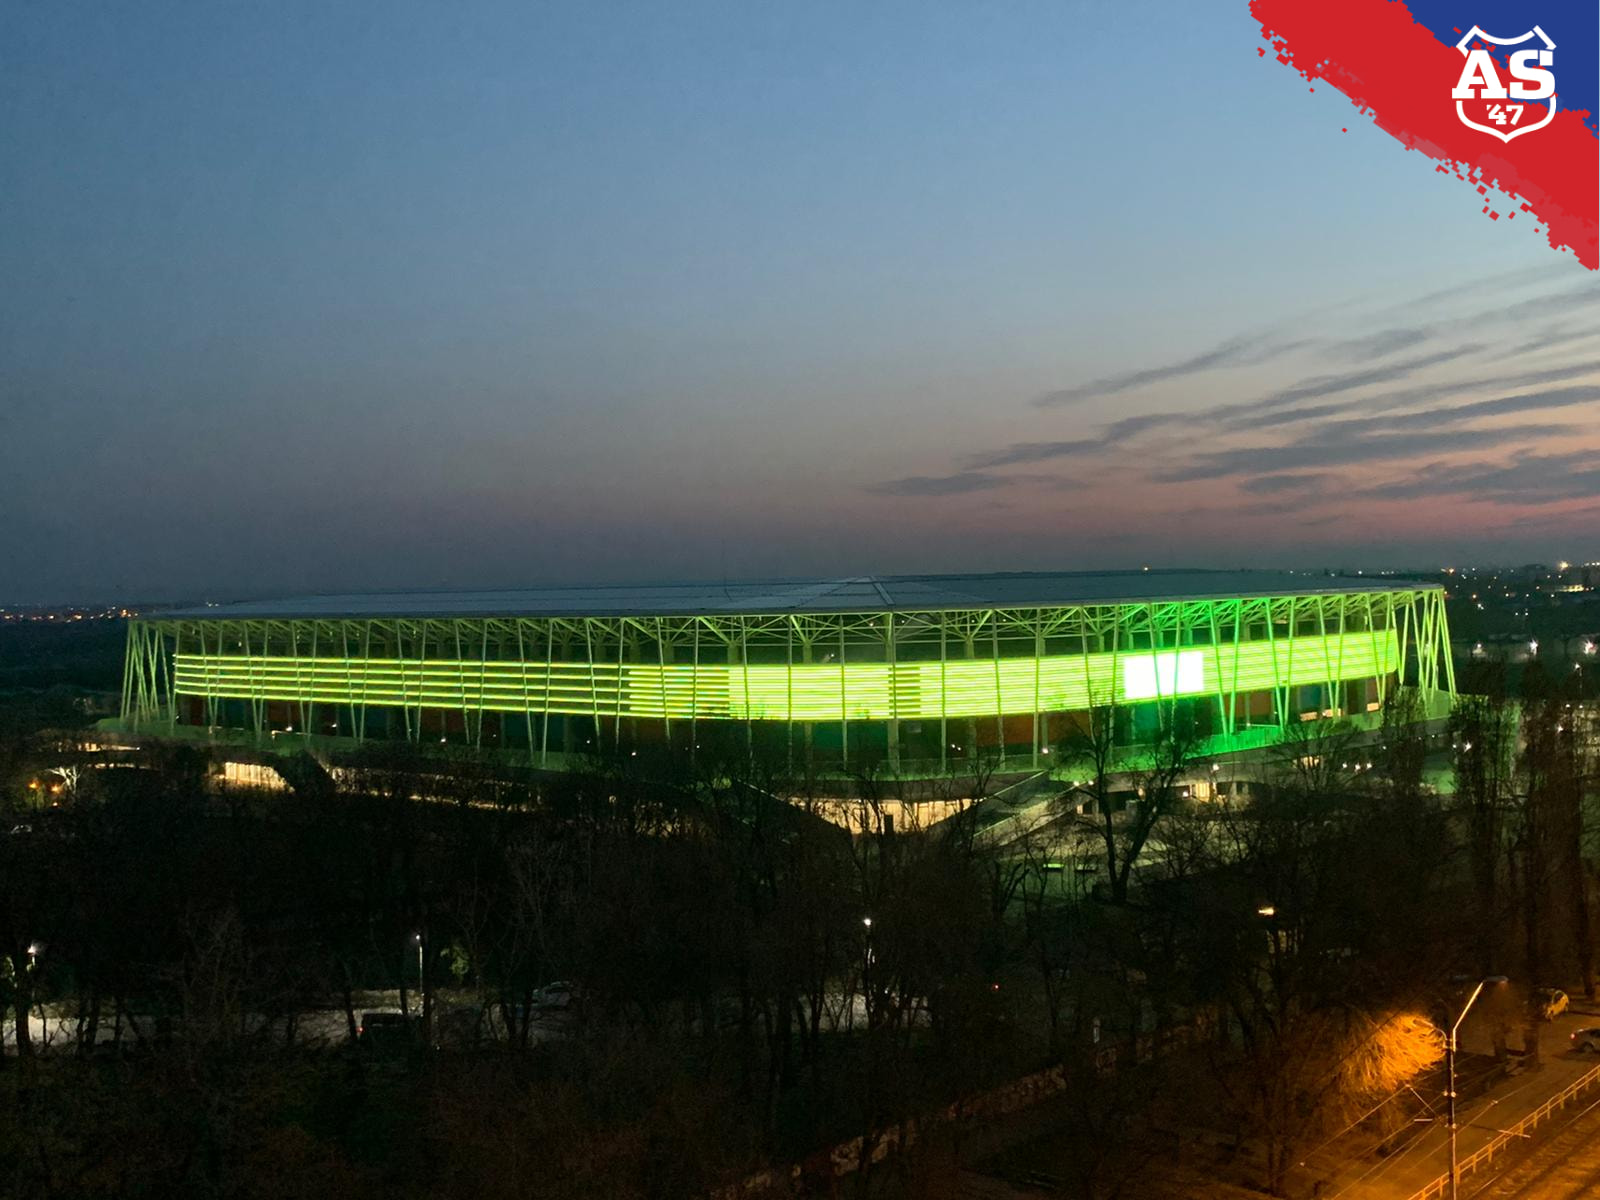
[{"xmin": 4, "ymin": 1, "xmax": 1597, "ymax": 604}]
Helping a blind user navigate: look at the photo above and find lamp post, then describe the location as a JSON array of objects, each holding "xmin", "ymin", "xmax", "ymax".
[
  {"xmin": 861, "ymin": 917, "xmax": 873, "ymax": 1028},
  {"xmin": 1447, "ymin": 976, "xmax": 1507, "ymax": 1200}
]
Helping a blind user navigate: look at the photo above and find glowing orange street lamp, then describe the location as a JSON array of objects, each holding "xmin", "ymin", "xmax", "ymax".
[{"xmin": 1448, "ymin": 976, "xmax": 1508, "ymax": 1200}]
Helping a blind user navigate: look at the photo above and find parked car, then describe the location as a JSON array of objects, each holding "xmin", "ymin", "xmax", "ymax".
[
  {"xmin": 357, "ymin": 1010, "xmax": 422, "ymax": 1051},
  {"xmin": 532, "ymin": 981, "xmax": 577, "ymax": 1011},
  {"xmin": 1570, "ymin": 1026, "xmax": 1600, "ymax": 1053},
  {"xmin": 1531, "ymin": 987, "xmax": 1570, "ymax": 1021}
]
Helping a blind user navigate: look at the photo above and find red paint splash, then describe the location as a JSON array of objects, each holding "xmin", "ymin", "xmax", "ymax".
[{"xmin": 1251, "ymin": 0, "xmax": 1598, "ymax": 269}]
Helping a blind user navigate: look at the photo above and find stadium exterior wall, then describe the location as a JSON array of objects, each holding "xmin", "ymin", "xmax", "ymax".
[{"xmin": 120, "ymin": 583, "xmax": 1454, "ymax": 774}]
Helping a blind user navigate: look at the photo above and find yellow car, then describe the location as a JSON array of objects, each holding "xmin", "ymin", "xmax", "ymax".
[{"xmin": 1532, "ymin": 988, "xmax": 1570, "ymax": 1022}]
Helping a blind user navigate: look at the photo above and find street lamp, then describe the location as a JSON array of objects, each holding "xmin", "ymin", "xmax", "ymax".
[
  {"xmin": 860, "ymin": 917, "xmax": 875, "ymax": 1021},
  {"xmin": 1447, "ymin": 976, "xmax": 1508, "ymax": 1200}
]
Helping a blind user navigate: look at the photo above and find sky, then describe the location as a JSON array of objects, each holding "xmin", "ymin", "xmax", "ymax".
[{"xmin": 2, "ymin": 1, "xmax": 1597, "ymax": 604}]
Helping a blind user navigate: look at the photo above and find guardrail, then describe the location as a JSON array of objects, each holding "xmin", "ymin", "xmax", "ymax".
[{"xmin": 1404, "ymin": 1061, "xmax": 1600, "ymax": 1200}]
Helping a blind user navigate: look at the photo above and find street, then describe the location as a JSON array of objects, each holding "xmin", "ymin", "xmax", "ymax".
[{"xmin": 1328, "ymin": 1003, "xmax": 1600, "ymax": 1199}]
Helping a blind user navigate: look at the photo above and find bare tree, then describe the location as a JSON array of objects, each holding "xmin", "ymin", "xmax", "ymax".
[
  {"xmin": 1062, "ymin": 704, "xmax": 1203, "ymax": 904},
  {"xmin": 1451, "ymin": 665, "xmax": 1518, "ymax": 975}
]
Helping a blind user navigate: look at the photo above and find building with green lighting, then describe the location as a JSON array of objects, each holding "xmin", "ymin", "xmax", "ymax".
[{"xmin": 119, "ymin": 571, "xmax": 1454, "ymax": 774}]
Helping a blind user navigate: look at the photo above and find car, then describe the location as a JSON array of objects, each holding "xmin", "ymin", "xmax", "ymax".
[
  {"xmin": 1531, "ymin": 987, "xmax": 1570, "ymax": 1021},
  {"xmin": 1570, "ymin": 1027, "xmax": 1600, "ymax": 1053},
  {"xmin": 533, "ymin": 981, "xmax": 577, "ymax": 1011},
  {"xmin": 357, "ymin": 1010, "xmax": 422, "ymax": 1051}
]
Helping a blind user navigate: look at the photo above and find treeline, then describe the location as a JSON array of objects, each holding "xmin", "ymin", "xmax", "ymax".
[
  {"xmin": 0, "ymin": 619, "xmax": 125, "ymax": 693},
  {"xmin": 0, "ymin": 671, "xmax": 1596, "ymax": 1199},
  {"xmin": 0, "ymin": 733, "xmax": 1028, "ymax": 1199}
]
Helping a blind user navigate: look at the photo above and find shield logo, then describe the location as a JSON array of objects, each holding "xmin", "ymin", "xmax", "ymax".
[{"xmin": 1452, "ymin": 26, "xmax": 1558, "ymax": 142}]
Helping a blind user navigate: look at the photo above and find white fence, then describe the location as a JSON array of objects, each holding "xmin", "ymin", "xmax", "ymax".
[{"xmin": 1405, "ymin": 1062, "xmax": 1600, "ymax": 1200}]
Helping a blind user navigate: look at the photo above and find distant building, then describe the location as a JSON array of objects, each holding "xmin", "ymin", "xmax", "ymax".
[{"xmin": 115, "ymin": 570, "xmax": 1454, "ymax": 775}]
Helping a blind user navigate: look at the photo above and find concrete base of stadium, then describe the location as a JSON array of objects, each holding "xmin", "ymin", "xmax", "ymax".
[{"xmin": 96, "ymin": 692, "xmax": 1456, "ymax": 835}]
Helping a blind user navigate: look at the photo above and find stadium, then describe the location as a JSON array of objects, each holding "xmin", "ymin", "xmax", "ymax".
[{"xmin": 117, "ymin": 570, "xmax": 1455, "ymax": 777}]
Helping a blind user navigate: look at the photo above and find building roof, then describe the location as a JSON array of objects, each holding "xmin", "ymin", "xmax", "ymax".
[{"xmin": 158, "ymin": 570, "xmax": 1434, "ymax": 621}]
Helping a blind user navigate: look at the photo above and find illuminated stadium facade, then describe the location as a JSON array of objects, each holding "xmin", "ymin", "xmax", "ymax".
[{"xmin": 120, "ymin": 571, "xmax": 1454, "ymax": 775}]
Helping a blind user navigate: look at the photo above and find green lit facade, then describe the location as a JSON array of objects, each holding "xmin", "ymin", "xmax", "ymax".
[{"xmin": 120, "ymin": 577, "xmax": 1453, "ymax": 773}]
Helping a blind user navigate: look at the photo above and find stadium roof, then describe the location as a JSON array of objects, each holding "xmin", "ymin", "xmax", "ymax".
[{"xmin": 161, "ymin": 570, "xmax": 1433, "ymax": 621}]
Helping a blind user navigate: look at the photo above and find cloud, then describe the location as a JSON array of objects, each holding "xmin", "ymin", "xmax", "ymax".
[
  {"xmin": 1237, "ymin": 401, "xmax": 1364, "ymax": 430},
  {"xmin": 1251, "ymin": 345, "xmax": 1483, "ymax": 412},
  {"xmin": 961, "ymin": 352, "xmax": 1597, "ymax": 481},
  {"xmin": 1101, "ymin": 412, "xmax": 1179, "ymax": 441},
  {"xmin": 1480, "ymin": 278, "xmax": 1600, "ymax": 326},
  {"xmin": 1157, "ymin": 423, "xmax": 1575, "ymax": 482},
  {"xmin": 1300, "ymin": 384, "xmax": 1600, "ymax": 439},
  {"xmin": 1224, "ymin": 360, "xmax": 1600, "ymax": 436},
  {"xmin": 1324, "ymin": 327, "xmax": 1432, "ymax": 360},
  {"xmin": 865, "ymin": 471, "xmax": 1016, "ymax": 496},
  {"xmin": 1238, "ymin": 472, "xmax": 1337, "ymax": 494},
  {"xmin": 1378, "ymin": 263, "xmax": 1553, "ymax": 317},
  {"xmin": 1048, "ymin": 343, "xmax": 1495, "ymax": 449},
  {"xmin": 1354, "ymin": 451, "xmax": 1600, "ymax": 505},
  {"xmin": 1029, "ymin": 267, "xmax": 1583, "ymax": 412},
  {"xmin": 1457, "ymin": 359, "xmax": 1600, "ymax": 393},
  {"xmin": 1032, "ymin": 333, "xmax": 1298, "ymax": 406},
  {"xmin": 1154, "ymin": 345, "xmax": 1490, "ymax": 438},
  {"xmin": 964, "ymin": 438, "xmax": 1103, "ymax": 469},
  {"xmin": 1505, "ymin": 325, "xmax": 1600, "ymax": 359},
  {"xmin": 1502, "ymin": 500, "xmax": 1600, "ymax": 528},
  {"xmin": 872, "ymin": 267, "xmax": 1600, "ymax": 527}
]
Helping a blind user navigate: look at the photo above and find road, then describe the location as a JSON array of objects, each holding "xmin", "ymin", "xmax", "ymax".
[{"xmin": 1326, "ymin": 1003, "xmax": 1600, "ymax": 1200}]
